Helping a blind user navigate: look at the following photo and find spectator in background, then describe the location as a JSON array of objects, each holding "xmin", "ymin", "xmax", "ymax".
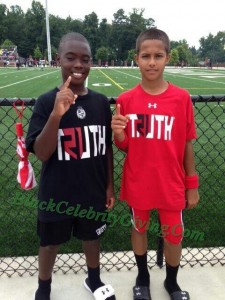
[{"xmin": 16, "ymin": 58, "xmax": 20, "ymax": 70}]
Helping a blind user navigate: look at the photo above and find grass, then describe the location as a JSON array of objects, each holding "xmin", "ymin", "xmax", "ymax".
[
  {"xmin": 1, "ymin": 66, "xmax": 225, "ymax": 98},
  {"xmin": 0, "ymin": 66, "xmax": 225, "ymax": 256}
]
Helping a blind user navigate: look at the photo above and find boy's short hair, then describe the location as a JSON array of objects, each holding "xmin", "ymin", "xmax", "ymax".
[
  {"xmin": 136, "ymin": 28, "xmax": 170, "ymax": 54},
  {"xmin": 58, "ymin": 32, "xmax": 91, "ymax": 55}
]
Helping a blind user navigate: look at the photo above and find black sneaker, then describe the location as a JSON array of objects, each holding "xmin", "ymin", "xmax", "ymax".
[{"xmin": 34, "ymin": 288, "xmax": 50, "ymax": 300}]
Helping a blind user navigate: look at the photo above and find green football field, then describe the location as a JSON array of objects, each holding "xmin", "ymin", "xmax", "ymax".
[
  {"xmin": 0, "ymin": 66, "xmax": 225, "ymax": 98},
  {"xmin": 0, "ymin": 66, "xmax": 225, "ymax": 257}
]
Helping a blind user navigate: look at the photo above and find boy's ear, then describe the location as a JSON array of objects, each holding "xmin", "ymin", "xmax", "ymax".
[
  {"xmin": 56, "ymin": 53, "xmax": 60, "ymax": 63},
  {"xmin": 134, "ymin": 54, "xmax": 138, "ymax": 66},
  {"xmin": 166, "ymin": 54, "xmax": 171, "ymax": 64}
]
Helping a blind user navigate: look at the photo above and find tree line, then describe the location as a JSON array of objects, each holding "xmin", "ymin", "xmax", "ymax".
[{"xmin": 0, "ymin": 1, "xmax": 225, "ymax": 66}]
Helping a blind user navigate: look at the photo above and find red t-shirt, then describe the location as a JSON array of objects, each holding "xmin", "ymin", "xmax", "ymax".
[{"xmin": 115, "ymin": 83, "xmax": 197, "ymax": 211}]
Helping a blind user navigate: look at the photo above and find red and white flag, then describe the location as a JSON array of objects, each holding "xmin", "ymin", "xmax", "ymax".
[
  {"xmin": 16, "ymin": 124, "xmax": 37, "ymax": 190},
  {"xmin": 13, "ymin": 101, "xmax": 37, "ymax": 190}
]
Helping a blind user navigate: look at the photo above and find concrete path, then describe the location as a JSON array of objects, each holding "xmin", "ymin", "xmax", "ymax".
[{"xmin": 1, "ymin": 264, "xmax": 225, "ymax": 300}]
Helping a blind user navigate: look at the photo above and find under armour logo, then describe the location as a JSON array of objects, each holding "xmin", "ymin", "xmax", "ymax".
[
  {"xmin": 148, "ymin": 103, "xmax": 157, "ymax": 109},
  {"xmin": 134, "ymin": 287, "xmax": 141, "ymax": 296},
  {"xmin": 101, "ymin": 288, "xmax": 110, "ymax": 295},
  {"xmin": 181, "ymin": 292, "xmax": 188, "ymax": 300}
]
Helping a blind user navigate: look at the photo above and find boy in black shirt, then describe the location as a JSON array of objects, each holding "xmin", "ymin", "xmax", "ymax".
[{"xmin": 26, "ymin": 32, "xmax": 116, "ymax": 300}]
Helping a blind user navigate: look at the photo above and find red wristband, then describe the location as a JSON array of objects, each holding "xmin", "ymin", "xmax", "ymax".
[{"xmin": 185, "ymin": 175, "xmax": 199, "ymax": 189}]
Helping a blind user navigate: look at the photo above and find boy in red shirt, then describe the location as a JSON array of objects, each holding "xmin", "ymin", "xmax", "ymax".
[{"xmin": 112, "ymin": 28, "xmax": 199, "ymax": 300}]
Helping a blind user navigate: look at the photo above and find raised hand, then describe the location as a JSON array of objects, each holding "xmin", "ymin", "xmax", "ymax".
[
  {"xmin": 52, "ymin": 76, "xmax": 78, "ymax": 117},
  {"xmin": 111, "ymin": 104, "xmax": 129, "ymax": 136}
]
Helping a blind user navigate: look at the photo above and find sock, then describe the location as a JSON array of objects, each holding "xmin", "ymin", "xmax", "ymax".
[
  {"xmin": 165, "ymin": 263, "xmax": 181, "ymax": 294},
  {"xmin": 87, "ymin": 266, "xmax": 104, "ymax": 292},
  {"xmin": 134, "ymin": 252, "xmax": 150, "ymax": 287},
  {"xmin": 35, "ymin": 277, "xmax": 51, "ymax": 300}
]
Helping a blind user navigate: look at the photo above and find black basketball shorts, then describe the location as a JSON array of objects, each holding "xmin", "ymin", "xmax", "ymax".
[{"xmin": 37, "ymin": 209, "xmax": 109, "ymax": 246}]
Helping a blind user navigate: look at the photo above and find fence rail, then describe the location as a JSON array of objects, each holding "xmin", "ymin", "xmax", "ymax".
[
  {"xmin": 0, "ymin": 96, "xmax": 225, "ymax": 277},
  {"xmin": 1, "ymin": 94, "xmax": 225, "ymax": 104}
]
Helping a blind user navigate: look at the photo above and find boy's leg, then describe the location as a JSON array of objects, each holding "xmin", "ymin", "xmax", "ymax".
[
  {"xmin": 131, "ymin": 226, "xmax": 148, "ymax": 255},
  {"xmin": 39, "ymin": 245, "xmax": 60, "ymax": 280},
  {"xmin": 83, "ymin": 239, "xmax": 116, "ymax": 299},
  {"xmin": 131, "ymin": 208, "xmax": 151, "ymax": 299},
  {"xmin": 35, "ymin": 245, "xmax": 59, "ymax": 300},
  {"xmin": 35, "ymin": 218, "xmax": 73, "ymax": 300},
  {"xmin": 164, "ymin": 240, "xmax": 182, "ymax": 294},
  {"xmin": 82, "ymin": 239, "xmax": 103, "ymax": 291},
  {"xmin": 131, "ymin": 227, "xmax": 150, "ymax": 287},
  {"xmin": 163, "ymin": 239, "xmax": 182, "ymax": 267},
  {"xmin": 74, "ymin": 208, "xmax": 116, "ymax": 299},
  {"xmin": 131, "ymin": 208, "xmax": 150, "ymax": 287},
  {"xmin": 159, "ymin": 209, "xmax": 187, "ymax": 296}
]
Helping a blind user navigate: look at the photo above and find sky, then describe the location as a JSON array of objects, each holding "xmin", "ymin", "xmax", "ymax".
[{"xmin": 1, "ymin": 0, "xmax": 224, "ymax": 49}]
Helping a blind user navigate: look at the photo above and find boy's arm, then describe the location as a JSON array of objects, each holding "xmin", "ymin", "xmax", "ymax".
[
  {"xmin": 105, "ymin": 145, "xmax": 115, "ymax": 209},
  {"xmin": 184, "ymin": 140, "xmax": 200, "ymax": 209},
  {"xmin": 114, "ymin": 132, "xmax": 129, "ymax": 152},
  {"xmin": 112, "ymin": 104, "xmax": 129, "ymax": 152},
  {"xmin": 33, "ymin": 113, "xmax": 62, "ymax": 162},
  {"xmin": 34, "ymin": 77, "xmax": 76, "ymax": 162}
]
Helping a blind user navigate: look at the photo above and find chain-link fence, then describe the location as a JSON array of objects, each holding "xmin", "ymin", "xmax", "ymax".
[{"xmin": 0, "ymin": 96, "xmax": 225, "ymax": 277}]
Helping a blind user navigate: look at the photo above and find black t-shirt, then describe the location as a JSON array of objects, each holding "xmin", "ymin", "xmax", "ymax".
[{"xmin": 26, "ymin": 88, "xmax": 112, "ymax": 221}]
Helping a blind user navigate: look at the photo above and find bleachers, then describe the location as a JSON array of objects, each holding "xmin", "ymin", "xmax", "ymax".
[{"xmin": 0, "ymin": 45, "xmax": 18, "ymax": 66}]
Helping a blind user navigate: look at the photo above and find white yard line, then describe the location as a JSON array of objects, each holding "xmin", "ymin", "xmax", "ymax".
[
  {"xmin": 112, "ymin": 68, "xmax": 225, "ymax": 86},
  {"xmin": 0, "ymin": 70, "xmax": 59, "ymax": 89},
  {"xmin": 111, "ymin": 68, "xmax": 141, "ymax": 80},
  {"xmin": 164, "ymin": 71, "xmax": 225, "ymax": 86}
]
